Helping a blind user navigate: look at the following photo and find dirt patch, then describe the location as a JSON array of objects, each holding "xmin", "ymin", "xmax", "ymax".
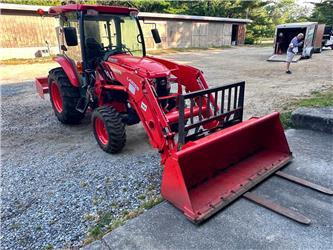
[
  {"xmin": 1, "ymin": 46, "xmax": 331, "ymax": 116},
  {"xmin": 160, "ymin": 46, "xmax": 333, "ymax": 118},
  {"xmin": 0, "ymin": 62, "xmax": 57, "ymax": 84}
]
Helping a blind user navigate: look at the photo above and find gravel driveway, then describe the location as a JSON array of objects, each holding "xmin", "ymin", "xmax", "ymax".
[
  {"xmin": 1, "ymin": 47, "xmax": 332, "ymax": 249},
  {"xmin": 1, "ymin": 83, "xmax": 161, "ymax": 249}
]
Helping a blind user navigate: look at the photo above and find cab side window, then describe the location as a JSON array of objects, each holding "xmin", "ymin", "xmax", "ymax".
[{"xmin": 60, "ymin": 13, "xmax": 82, "ymax": 62}]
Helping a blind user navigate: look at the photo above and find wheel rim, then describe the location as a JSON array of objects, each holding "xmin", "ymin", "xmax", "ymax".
[
  {"xmin": 50, "ymin": 81, "xmax": 63, "ymax": 113},
  {"xmin": 95, "ymin": 117, "xmax": 109, "ymax": 145}
]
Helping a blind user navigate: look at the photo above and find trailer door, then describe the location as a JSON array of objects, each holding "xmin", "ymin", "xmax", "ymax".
[
  {"xmin": 304, "ymin": 24, "xmax": 315, "ymax": 48},
  {"xmin": 314, "ymin": 24, "xmax": 325, "ymax": 52}
]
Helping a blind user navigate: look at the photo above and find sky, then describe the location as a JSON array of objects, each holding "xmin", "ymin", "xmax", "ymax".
[{"xmin": 297, "ymin": 0, "xmax": 322, "ymax": 9}]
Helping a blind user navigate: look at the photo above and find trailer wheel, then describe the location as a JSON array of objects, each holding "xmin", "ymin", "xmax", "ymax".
[
  {"xmin": 306, "ymin": 49, "xmax": 314, "ymax": 59},
  {"xmin": 48, "ymin": 67, "xmax": 84, "ymax": 124},
  {"xmin": 92, "ymin": 106, "xmax": 126, "ymax": 154},
  {"xmin": 314, "ymin": 47, "xmax": 322, "ymax": 53}
]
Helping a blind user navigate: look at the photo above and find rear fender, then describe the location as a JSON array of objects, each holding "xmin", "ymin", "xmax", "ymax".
[{"xmin": 53, "ymin": 55, "xmax": 80, "ymax": 87}]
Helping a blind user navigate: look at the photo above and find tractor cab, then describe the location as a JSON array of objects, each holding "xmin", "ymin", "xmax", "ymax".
[
  {"xmin": 40, "ymin": 4, "xmax": 168, "ymax": 116},
  {"xmin": 48, "ymin": 4, "xmax": 160, "ymax": 74},
  {"xmin": 60, "ymin": 10, "xmax": 144, "ymax": 69}
]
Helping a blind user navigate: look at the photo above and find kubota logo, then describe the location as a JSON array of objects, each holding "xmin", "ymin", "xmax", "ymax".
[{"xmin": 127, "ymin": 77, "xmax": 139, "ymax": 95}]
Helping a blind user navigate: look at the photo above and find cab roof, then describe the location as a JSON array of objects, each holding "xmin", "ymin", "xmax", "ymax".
[{"xmin": 48, "ymin": 4, "xmax": 138, "ymax": 16}]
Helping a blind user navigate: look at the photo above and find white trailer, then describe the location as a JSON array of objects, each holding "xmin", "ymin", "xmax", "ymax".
[{"xmin": 268, "ymin": 22, "xmax": 317, "ymax": 62}]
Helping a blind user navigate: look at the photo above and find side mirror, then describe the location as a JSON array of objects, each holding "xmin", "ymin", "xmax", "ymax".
[
  {"xmin": 63, "ymin": 27, "xmax": 78, "ymax": 46},
  {"xmin": 151, "ymin": 29, "xmax": 161, "ymax": 44}
]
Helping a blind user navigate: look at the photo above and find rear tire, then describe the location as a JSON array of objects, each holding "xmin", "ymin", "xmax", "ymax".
[
  {"xmin": 48, "ymin": 67, "xmax": 84, "ymax": 124},
  {"xmin": 92, "ymin": 106, "xmax": 126, "ymax": 154}
]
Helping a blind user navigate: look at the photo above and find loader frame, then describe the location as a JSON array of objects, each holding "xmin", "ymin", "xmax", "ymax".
[{"xmin": 178, "ymin": 81, "xmax": 245, "ymax": 146}]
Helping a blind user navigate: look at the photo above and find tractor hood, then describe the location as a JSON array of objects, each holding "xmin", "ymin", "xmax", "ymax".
[{"xmin": 107, "ymin": 54, "xmax": 170, "ymax": 78}]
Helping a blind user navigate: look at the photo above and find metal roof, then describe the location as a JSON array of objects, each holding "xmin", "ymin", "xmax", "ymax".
[
  {"xmin": 139, "ymin": 12, "xmax": 252, "ymax": 23},
  {"xmin": 0, "ymin": 3, "xmax": 252, "ymax": 24},
  {"xmin": 0, "ymin": 3, "xmax": 49, "ymax": 11},
  {"xmin": 48, "ymin": 4, "xmax": 137, "ymax": 15}
]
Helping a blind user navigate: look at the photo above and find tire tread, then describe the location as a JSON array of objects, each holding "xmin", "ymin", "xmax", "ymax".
[
  {"xmin": 48, "ymin": 67, "xmax": 84, "ymax": 124},
  {"xmin": 92, "ymin": 106, "xmax": 126, "ymax": 154}
]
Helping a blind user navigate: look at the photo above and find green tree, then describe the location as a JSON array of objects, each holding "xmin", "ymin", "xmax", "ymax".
[
  {"xmin": 2, "ymin": 0, "xmax": 316, "ymax": 43},
  {"xmin": 309, "ymin": 0, "xmax": 333, "ymax": 25},
  {"xmin": 0, "ymin": 0, "xmax": 97, "ymax": 5}
]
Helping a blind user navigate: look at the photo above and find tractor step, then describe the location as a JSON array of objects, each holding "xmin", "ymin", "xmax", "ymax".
[
  {"xmin": 76, "ymin": 97, "xmax": 89, "ymax": 113},
  {"xmin": 275, "ymin": 171, "xmax": 333, "ymax": 195},
  {"xmin": 243, "ymin": 192, "xmax": 311, "ymax": 225}
]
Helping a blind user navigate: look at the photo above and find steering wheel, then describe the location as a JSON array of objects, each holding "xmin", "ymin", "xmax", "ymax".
[
  {"xmin": 121, "ymin": 44, "xmax": 133, "ymax": 56},
  {"xmin": 103, "ymin": 45, "xmax": 132, "ymax": 60},
  {"xmin": 103, "ymin": 45, "xmax": 117, "ymax": 51}
]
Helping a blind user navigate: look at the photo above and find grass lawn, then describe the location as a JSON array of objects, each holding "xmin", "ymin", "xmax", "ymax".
[
  {"xmin": 0, "ymin": 56, "xmax": 54, "ymax": 65},
  {"xmin": 83, "ymin": 195, "xmax": 163, "ymax": 245},
  {"xmin": 280, "ymin": 88, "xmax": 333, "ymax": 129}
]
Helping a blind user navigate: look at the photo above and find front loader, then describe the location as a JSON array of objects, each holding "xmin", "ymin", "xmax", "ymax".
[{"xmin": 35, "ymin": 4, "xmax": 332, "ymax": 224}]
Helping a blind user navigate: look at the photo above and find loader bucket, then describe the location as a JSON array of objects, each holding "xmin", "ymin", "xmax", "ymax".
[{"xmin": 161, "ymin": 112, "xmax": 292, "ymax": 223}]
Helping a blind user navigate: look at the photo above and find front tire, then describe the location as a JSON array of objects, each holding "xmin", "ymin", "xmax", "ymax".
[
  {"xmin": 48, "ymin": 67, "xmax": 84, "ymax": 124},
  {"xmin": 92, "ymin": 106, "xmax": 126, "ymax": 154}
]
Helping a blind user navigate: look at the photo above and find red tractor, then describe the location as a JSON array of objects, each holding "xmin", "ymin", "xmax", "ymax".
[{"xmin": 36, "ymin": 4, "xmax": 293, "ymax": 223}]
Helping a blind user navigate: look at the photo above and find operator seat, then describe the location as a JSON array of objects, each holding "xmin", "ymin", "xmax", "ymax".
[{"xmin": 85, "ymin": 37, "xmax": 105, "ymax": 68}]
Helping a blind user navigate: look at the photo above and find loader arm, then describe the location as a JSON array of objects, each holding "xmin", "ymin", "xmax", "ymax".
[
  {"xmin": 103, "ymin": 61, "xmax": 176, "ymax": 159},
  {"xmin": 146, "ymin": 56, "xmax": 210, "ymax": 91},
  {"xmin": 103, "ymin": 57, "xmax": 225, "ymax": 163}
]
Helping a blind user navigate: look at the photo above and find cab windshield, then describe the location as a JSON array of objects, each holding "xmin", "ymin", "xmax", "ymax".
[{"xmin": 83, "ymin": 13, "xmax": 144, "ymax": 62}]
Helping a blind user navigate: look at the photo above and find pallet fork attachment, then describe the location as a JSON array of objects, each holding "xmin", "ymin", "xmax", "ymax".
[
  {"xmin": 243, "ymin": 192, "xmax": 311, "ymax": 225},
  {"xmin": 161, "ymin": 82, "xmax": 293, "ymax": 223},
  {"xmin": 243, "ymin": 171, "xmax": 333, "ymax": 225},
  {"xmin": 275, "ymin": 171, "xmax": 333, "ymax": 195},
  {"xmin": 160, "ymin": 80, "xmax": 333, "ymax": 223}
]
